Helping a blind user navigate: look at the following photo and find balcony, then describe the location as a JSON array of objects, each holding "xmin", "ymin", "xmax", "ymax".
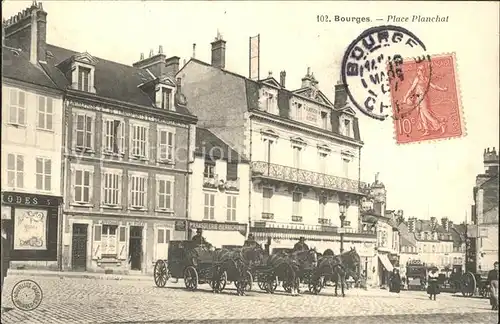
[
  {"xmin": 251, "ymin": 161, "xmax": 366, "ymax": 194},
  {"xmin": 292, "ymin": 215, "xmax": 303, "ymax": 222},
  {"xmin": 203, "ymin": 174, "xmax": 218, "ymax": 189},
  {"xmin": 261, "ymin": 212, "xmax": 274, "ymax": 220},
  {"xmin": 225, "ymin": 178, "xmax": 240, "ymax": 191},
  {"xmin": 318, "ymin": 218, "xmax": 331, "ymax": 225}
]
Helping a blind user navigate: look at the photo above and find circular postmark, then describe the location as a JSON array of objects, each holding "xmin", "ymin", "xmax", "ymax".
[
  {"xmin": 341, "ymin": 25, "xmax": 430, "ymax": 121},
  {"xmin": 11, "ymin": 279, "xmax": 43, "ymax": 311}
]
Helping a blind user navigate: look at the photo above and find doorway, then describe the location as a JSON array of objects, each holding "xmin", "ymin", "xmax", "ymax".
[
  {"xmin": 129, "ymin": 226, "xmax": 143, "ymax": 271},
  {"xmin": 72, "ymin": 224, "xmax": 88, "ymax": 271}
]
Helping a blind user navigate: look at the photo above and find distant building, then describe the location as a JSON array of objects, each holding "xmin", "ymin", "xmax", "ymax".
[
  {"xmin": 189, "ymin": 128, "xmax": 250, "ymax": 248},
  {"xmin": 400, "ymin": 217, "xmax": 466, "ymax": 272},
  {"xmin": 178, "ymin": 34, "xmax": 376, "ymax": 255},
  {"xmin": 2, "ymin": 3, "xmax": 65, "ymax": 270},
  {"xmin": 472, "ymin": 147, "xmax": 499, "ymax": 272}
]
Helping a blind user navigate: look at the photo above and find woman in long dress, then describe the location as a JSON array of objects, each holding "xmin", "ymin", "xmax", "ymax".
[
  {"xmin": 427, "ymin": 268, "xmax": 440, "ymax": 300},
  {"xmin": 389, "ymin": 268, "xmax": 402, "ymax": 293},
  {"xmin": 402, "ymin": 64, "xmax": 448, "ymax": 136}
]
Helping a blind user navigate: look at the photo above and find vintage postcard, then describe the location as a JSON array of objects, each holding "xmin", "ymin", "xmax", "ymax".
[{"xmin": 1, "ymin": 1, "xmax": 499, "ymax": 323}]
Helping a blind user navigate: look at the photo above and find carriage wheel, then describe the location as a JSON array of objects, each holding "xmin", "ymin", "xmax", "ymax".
[
  {"xmin": 211, "ymin": 270, "xmax": 227, "ymax": 293},
  {"xmin": 184, "ymin": 266, "xmax": 199, "ymax": 291},
  {"xmin": 461, "ymin": 272, "xmax": 476, "ymax": 297},
  {"xmin": 153, "ymin": 260, "xmax": 169, "ymax": 288},
  {"xmin": 234, "ymin": 271, "xmax": 253, "ymax": 296},
  {"xmin": 258, "ymin": 281, "xmax": 266, "ymax": 291},
  {"xmin": 243, "ymin": 271, "xmax": 253, "ymax": 292},
  {"xmin": 283, "ymin": 281, "xmax": 292, "ymax": 293},
  {"xmin": 308, "ymin": 276, "xmax": 323, "ymax": 295}
]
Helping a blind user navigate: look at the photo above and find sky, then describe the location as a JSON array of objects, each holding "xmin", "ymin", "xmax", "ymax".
[{"xmin": 3, "ymin": 1, "xmax": 499, "ymax": 224}]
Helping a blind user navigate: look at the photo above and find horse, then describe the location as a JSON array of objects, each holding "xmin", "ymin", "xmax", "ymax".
[
  {"xmin": 318, "ymin": 247, "xmax": 361, "ymax": 297},
  {"xmin": 284, "ymin": 248, "xmax": 318, "ymax": 295}
]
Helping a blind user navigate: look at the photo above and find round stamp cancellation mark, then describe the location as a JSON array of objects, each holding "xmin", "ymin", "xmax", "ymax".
[
  {"xmin": 341, "ymin": 25, "xmax": 429, "ymax": 121},
  {"xmin": 11, "ymin": 279, "xmax": 43, "ymax": 311}
]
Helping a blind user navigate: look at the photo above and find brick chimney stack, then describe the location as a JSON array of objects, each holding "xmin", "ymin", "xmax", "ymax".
[
  {"xmin": 334, "ymin": 81, "xmax": 348, "ymax": 109},
  {"xmin": 165, "ymin": 56, "xmax": 180, "ymax": 78},
  {"xmin": 133, "ymin": 46, "xmax": 167, "ymax": 78},
  {"xmin": 3, "ymin": 1, "xmax": 47, "ymax": 64},
  {"xmin": 280, "ymin": 71, "xmax": 286, "ymax": 88},
  {"xmin": 211, "ymin": 31, "xmax": 226, "ymax": 69},
  {"xmin": 483, "ymin": 147, "xmax": 499, "ymax": 175},
  {"xmin": 408, "ymin": 217, "xmax": 416, "ymax": 233},
  {"xmin": 301, "ymin": 67, "xmax": 313, "ymax": 88},
  {"xmin": 441, "ymin": 217, "xmax": 449, "ymax": 231}
]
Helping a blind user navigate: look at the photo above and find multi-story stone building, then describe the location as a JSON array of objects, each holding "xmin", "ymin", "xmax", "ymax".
[
  {"xmin": 3, "ymin": 3, "xmax": 197, "ymax": 274},
  {"xmin": 2, "ymin": 3, "xmax": 64, "ymax": 270},
  {"xmin": 360, "ymin": 176, "xmax": 400, "ymax": 287},
  {"xmin": 472, "ymin": 147, "xmax": 499, "ymax": 272},
  {"xmin": 178, "ymin": 34, "xmax": 376, "ymax": 254},
  {"xmin": 188, "ymin": 128, "xmax": 250, "ymax": 246},
  {"xmin": 401, "ymin": 217, "xmax": 466, "ymax": 272}
]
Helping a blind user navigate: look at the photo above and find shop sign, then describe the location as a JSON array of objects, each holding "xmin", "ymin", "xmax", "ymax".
[
  {"xmin": 189, "ymin": 221, "xmax": 246, "ymax": 232},
  {"xmin": 1, "ymin": 192, "xmax": 62, "ymax": 207},
  {"xmin": 13, "ymin": 209, "xmax": 47, "ymax": 251},
  {"xmin": 175, "ymin": 221, "xmax": 186, "ymax": 231}
]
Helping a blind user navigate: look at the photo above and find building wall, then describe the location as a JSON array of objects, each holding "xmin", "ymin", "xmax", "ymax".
[
  {"xmin": 478, "ymin": 224, "xmax": 499, "ymax": 271},
  {"xmin": 190, "ymin": 156, "xmax": 250, "ymax": 225},
  {"xmin": 2, "ymin": 83, "xmax": 64, "ymax": 197},
  {"xmin": 61, "ymin": 101, "xmax": 192, "ymax": 273},
  {"xmin": 414, "ymin": 240, "xmax": 464, "ymax": 268}
]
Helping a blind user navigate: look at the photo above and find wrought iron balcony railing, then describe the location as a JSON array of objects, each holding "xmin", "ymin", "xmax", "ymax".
[
  {"xmin": 251, "ymin": 161, "xmax": 367, "ymax": 194},
  {"xmin": 203, "ymin": 174, "xmax": 218, "ymax": 188},
  {"xmin": 318, "ymin": 218, "xmax": 331, "ymax": 225},
  {"xmin": 225, "ymin": 178, "xmax": 240, "ymax": 191}
]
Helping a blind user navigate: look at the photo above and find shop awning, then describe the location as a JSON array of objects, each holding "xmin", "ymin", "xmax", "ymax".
[
  {"xmin": 378, "ymin": 254, "xmax": 394, "ymax": 272},
  {"xmin": 203, "ymin": 230, "xmax": 246, "ymax": 248}
]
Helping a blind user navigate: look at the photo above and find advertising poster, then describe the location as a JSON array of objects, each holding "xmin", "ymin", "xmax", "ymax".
[{"xmin": 14, "ymin": 208, "xmax": 47, "ymax": 250}]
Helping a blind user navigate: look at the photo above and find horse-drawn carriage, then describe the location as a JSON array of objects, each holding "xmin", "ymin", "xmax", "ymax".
[
  {"xmin": 153, "ymin": 240, "xmax": 255, "ymax": 295},
  {"xmin": 461, "ymin": 271, "xmax": 491, "ymax": 298}
]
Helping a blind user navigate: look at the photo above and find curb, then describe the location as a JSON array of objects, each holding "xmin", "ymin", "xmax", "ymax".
[{"xmin": 8, "ymin": 270, "xmax": 152, "ymax": 281}]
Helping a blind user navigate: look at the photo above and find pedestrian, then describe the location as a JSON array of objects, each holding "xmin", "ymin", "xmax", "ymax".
[
  {"xmin": 389, "ymin": 268, "xmax": 402, "ymax": 293},
  {"xmin": 487, "ymin": 261, "xmax": 499, "ymax": 310},
  {"xmin": 1, "ymin": 221, "xmax": 11, "ymax": 296},
  {"xmin": 427, "ymin": 267, "xmax": 440, "ymax": 300}
]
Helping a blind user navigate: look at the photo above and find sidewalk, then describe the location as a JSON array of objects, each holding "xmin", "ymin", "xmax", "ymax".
[{"xmin": 7, "ymin": 269, "xmax": 152, "ymax": 281}]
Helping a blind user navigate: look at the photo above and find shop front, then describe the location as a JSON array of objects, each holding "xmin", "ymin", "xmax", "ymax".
[
  {"xmin": 188, "ymin": 221, "xmax": 247, "ymax": 248},
  {"xmin": 1, "ymin": 191, "xmax": 63, "ymax": 269},
  {"xmin": 63, "ymin": 213, "xmax": 186, "ymax": 274}
]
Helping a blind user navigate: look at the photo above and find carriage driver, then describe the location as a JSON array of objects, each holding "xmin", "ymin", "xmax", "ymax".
[
  {"xmin": 192, "ymin": 228, "xmax": 209, "ymax": 245},
  {"xmin": 293, "ymin": 237, "xmax": 309, "ymax": 252}
]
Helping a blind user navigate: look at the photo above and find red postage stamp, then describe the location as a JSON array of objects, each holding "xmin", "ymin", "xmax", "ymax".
[{"xmin": 389, "ymin": 53, "xmax": 465, "ymax": 144}]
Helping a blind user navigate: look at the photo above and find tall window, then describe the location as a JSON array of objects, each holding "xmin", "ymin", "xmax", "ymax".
[
  {"xmin": 342, "ymin": 158, "xmax": 349, "ymax": 178},
  {"xmin": 103, "ymin": 172, "xmax": 121, "ymax": 206},
  {"xmin": 130, "ymin": 175, "xmax": 147, "ymax": 208},
  {"xmin": 78, "ymin": 67, "xmax": 91, "ymax": 92},
  {"xmin": 75, "ymin": 113, "xmax": 93, "ymax": 150},
  {"xmin": 226, "ymin": 162, "xmax": 238, "ymax": 181},
  {"xmin": 161, "ymin": 88, "xmax": 171, "ymax": 110},
  {"xmin": 319, "ymin": 194, "xmax": 327, "ymax": 219},
  {"xmin": 262, "ymin": 188, "xmax": 273, "ymax": 213},
  {"xmin": 264, "ymin": 92, "xmax": 274, "ymax": 112},
  {"xmin": 204, "ymin": 160, "xmax": 215, "ymax": 178},
  {"xmin": 204, "ymin": 193, "xmax": 215, "ymax": 220},
  {"xmin": 158, "ymin": 129, "xmax": 175, "ymax": 162},
  {"xmin": 344, "ymin": 119, "xmax": 351, "ymax": 137},
  {"xmin": 156, "ymin": 178, "xmax": 173, "ymax": 210},
  {"xmin": 104, "ymin": 119, "xmax": 124, "ymax": 154},
  {"xmin": 74, "ymin": 169, "xmax": 91, "ymax": 203},
  {"xmin": 35, "ymin": 157, "xmax": 52, "ymax": 191},
  {"xmin": 37, "ymin": 96, "xmax": 53, "ymax": 131},
  {"xmin": 156, "ymin": 228, "xmax": 170, "ymax": 260},
  {"xmin": 319, "ymin": 152, "xmax": 328, "ymax": 174},
  {"xmin": 293, "ymin": 146, "xmax": 302, "ymax": 169},
  {"xmin": 226, "ymin": 195, "xmax": 237, "ymax": 221},
  {"xmin": 321, "ymin": 111, "xmax": 328, "ymax": 129},
  {"xmin": 263, "ymin": 138, "xmax": 273, "ymax": 163},
  {"xmin": 295, "ymin": 102, "xmax": 303, "ymax": 119},
  {"xmin": 101, "ymin": 225, "xmax": 117, "ymax": 256},
  {"xmin": 131, "ymin": 125, "xmax": 148, "ymax": 158},
  {"xmin": 7, "ymin": 154, "xmax": 24, "ymax": 188},
  {"xmin": 292, "ymin": 192, "xmax": 302, "ymax": 216},
  {"xmin": 8, "ymin": 89, "xmax": 26, "ymax": 125}
]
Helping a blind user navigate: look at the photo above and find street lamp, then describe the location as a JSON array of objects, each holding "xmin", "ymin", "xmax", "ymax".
[{"xmin": 339, "ymin": 199, "xmax": 349, "ymax": 253}]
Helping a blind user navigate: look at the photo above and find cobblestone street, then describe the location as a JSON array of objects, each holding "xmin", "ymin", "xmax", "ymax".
[{"xmin": 1, "ymin": 275, "xmax": 498, "ymax": 323}]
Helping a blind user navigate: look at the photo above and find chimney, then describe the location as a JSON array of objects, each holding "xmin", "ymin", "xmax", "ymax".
[
  {"xmin": 165, "ymin": 56, "xmax": 180, "ymax": 78},
  {"xmin": 280, "ymin": 71, "xmax": 286, "ymax": 87},
  {"xmin": 211, "ymin": 33, "xmax": 226, "ymax": 69},
  {"xmin": 192, "ymin": 43, "xmax": 196, "ymax": 58},
  {"xmin": 408, "ymin": 217, "xmax": 416, "ymax": 233},
  {"xmin": 175, "ymin": 77, "xmax": 182, "ymax": 94},
  {"xmin": 132, "ymin": 46, "xmax": 167, "ymax": 78},
  {"xmin": 3, "ymin": 1, "xmax": 47, "ymax": 64},
  {"xmin": 441, "ymin": 217, "xmax": 449, "ymax": 231},
  {"xmin": 430, "ymin": 216, "xmax": 436, "ymax": 228},
  {"xmin": 483, "ymin": 147, "xmax": 499, "ymax": 175},
  {"xmin": 334, "ymin": 81, "xmax": 348, "ymax": 108}
]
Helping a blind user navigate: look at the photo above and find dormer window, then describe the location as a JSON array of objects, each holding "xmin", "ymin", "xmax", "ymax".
[
  {"xmin": 321, "ymin": 111, "xmax": 328, "ymax": 129},
  {"xmin": 266, "ymin": 93, "xmax": 274, "ymax": 112},
  {"xmin": 260, "ymin": 88, "xmax": 277, "ymax": 114},
  {"xmin": 294, "ymin": 102, "xmax": 303, "ymax": 119},
  {"xmin": 344, "ymin": 119, "xmax": 351, "ymax": 137},
  {"xmin": 78, "ymin": 67, "xmax": 91, "ymax": 92},
  {"xmin": 161, "ymin": 88, "xmax": 171, "ymax": 110}
]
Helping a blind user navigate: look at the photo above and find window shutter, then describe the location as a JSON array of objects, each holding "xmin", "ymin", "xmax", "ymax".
[
  {"xmin": 128, "ymin": 174, "xmax": 132, "ymax": 208},
  {"xmin": 171, "ymin": 132, "xmax": 176, "ymax": 161},
  {"xmin": 70, "ymin": 166, "xmax": 76, "ymax": 203},
  {"xmin": 145, "ymin": 128, "xmax": 150, "ymax": 160},
  {"xmin": 92, "ymin": 224, "xmax": 102, "ymax": 259},
  {"xmin": 129, "ymin": 124, "xmax": 134, "ymax": 158},
  {"xmin": 156, "ymin": 128, "xmax": 161, "ymax": 161},
  {"xmin": 117, "ymin": 225, "xmax": 128, "ymax": 260},
  {"xmin": 155, "ymin": 178, "xmax": 160, "ymax": 209},
  {"xmin": 72, "ymin": 112, "xmax": 78, "ymax": 150},
  {"xmin": 100, "ymin": 170, "xmax": 106, "ymax": 205},
  {"xmin": 90, "ymin": 115, "xmax": 95, "ymax": 150},
  {"xmin": 144, "ymin": 177, "xmax": 149, "ymax": 210},
  {"xmin": 119, "ymin": 121, "xmax": 125, "ymax": 154},
  {"xmin": 102, "ymin": 118, "xmax": 107, "ymax": 153},
  {"xmin": 118, "ymin": 173, "xmax": 123, "ymax": 206},
  {"xmin": 89, "ymin": 170, "xmax": 94, "ymax": 203}
]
